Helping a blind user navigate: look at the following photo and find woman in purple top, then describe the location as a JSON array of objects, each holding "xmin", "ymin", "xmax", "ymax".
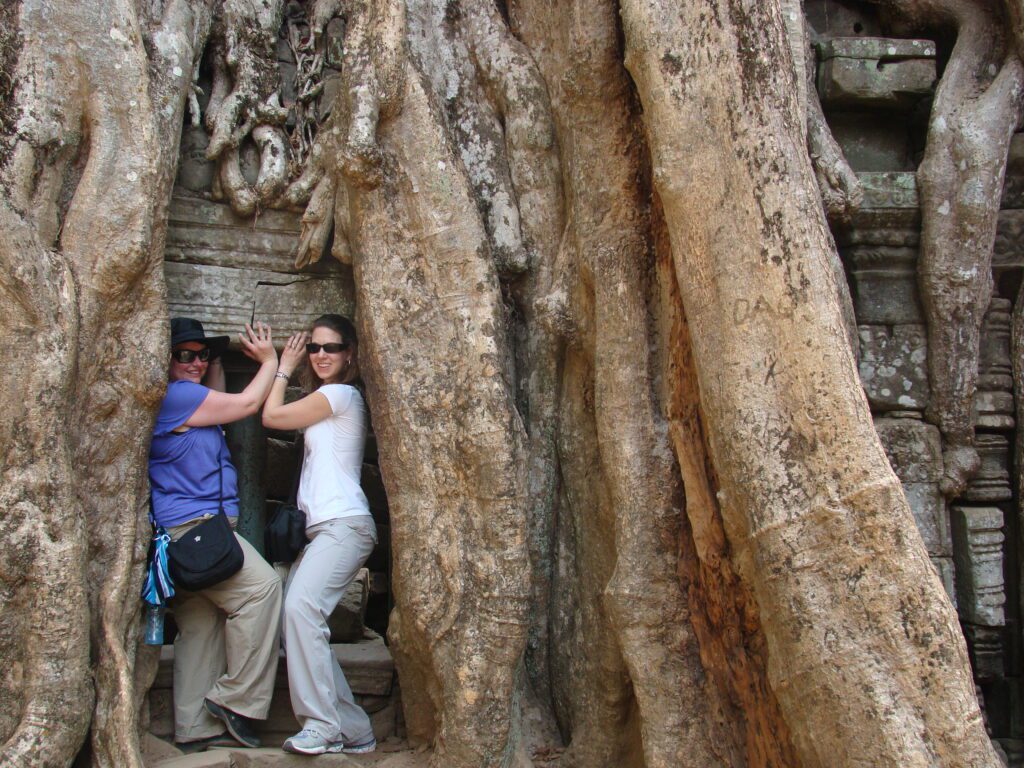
[{"xmin": 149, "ymin": 317, "xmax": 282, "ymax": 751}]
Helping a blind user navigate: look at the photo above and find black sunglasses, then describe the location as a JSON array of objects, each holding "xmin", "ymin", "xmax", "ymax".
[
  {"xmin": 306, "ymin": 342, "xmax": 350, "ymax": 354},
  {"xmin": 171, "ymin": 348, "xmax": 211, "ymax": 363}
]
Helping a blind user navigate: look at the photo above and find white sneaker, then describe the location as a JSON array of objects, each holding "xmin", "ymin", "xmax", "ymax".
[
  {"xmin": 282, "ymin": 729, "xmax": 344, "ymax": 755},
  {"xmin": 342, "ymin": 735, "xmax": 377, "ymax": 754}
]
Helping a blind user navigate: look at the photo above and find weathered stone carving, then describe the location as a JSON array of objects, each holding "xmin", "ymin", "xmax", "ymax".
[
  {"xmin": 962, "ymin": 434, "xmax": 1012, "ymax": 503},
  {"xmin": 951, "ymin": 505, "xmax": 1006, "ymax": 627},
  {"xmin": 847, "ymin": 247, "xmax": 923, "ymax": 325},
  {"xmin": 817, "ymin": 37, "xmax": 936, "ymax": 109},
  {"xmin": 963, "ymin": 624, "xmax": 1006, "ymax": 681},
  {"xmin": 974, "ymin": 295, "xmax": 1015, "ymax": 431}
]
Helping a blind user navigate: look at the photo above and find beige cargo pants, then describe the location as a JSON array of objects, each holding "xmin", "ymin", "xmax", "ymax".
[
  {"xmin": 282, "ymin": 516, "xmax": 377, "ymax": 744},
  {"xmin": 168, "ymin": 517, "xmax": 282, "ymax": 743}
]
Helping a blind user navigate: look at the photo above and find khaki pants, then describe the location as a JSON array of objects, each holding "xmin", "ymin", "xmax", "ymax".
[
  {"xmin": 169, "ymin": 517, "xmax": 282, "ymax": 742},
  {"xmin": 283, "ymin": 516, "xmax": 376, "ymax": 743}
]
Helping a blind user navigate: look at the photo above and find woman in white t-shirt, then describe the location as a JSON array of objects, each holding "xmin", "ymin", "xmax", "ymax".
[{"xmin": 262, "ymin": 314, "xmax": 377, "ymax": 756}]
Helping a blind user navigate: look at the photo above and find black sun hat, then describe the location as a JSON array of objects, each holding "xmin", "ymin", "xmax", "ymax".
[{"xmin": 170, "ymin": 317, "xmax": 230, "ymax": 359}]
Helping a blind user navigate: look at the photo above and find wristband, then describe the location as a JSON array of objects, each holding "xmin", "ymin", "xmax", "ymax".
[{"xmin": 274, "ymin": 371, "xmax": 291, "ymax": 382}]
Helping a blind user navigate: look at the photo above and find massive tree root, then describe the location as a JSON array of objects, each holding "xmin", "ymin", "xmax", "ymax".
[
  {"xmin": 511, "ymin": 0, "xmax": 737, "ymax": 764},
  {"xmin": 204, "ymin": 0, "xmax": 289, "ymax": 216},
  {"xmin": 874, "ymin": 0, "xmax": 1024, "ymax": 496},
  {"xmin": 343, "ymin": 67, "xmax": 531, "ymax": 767},
  {"xmin": 620, "ymin": 0, "xmax": 996, "ymax": 764},
  {"xmin": 0, "ymin": 1, "xmax": 210, "ymax": 766}
]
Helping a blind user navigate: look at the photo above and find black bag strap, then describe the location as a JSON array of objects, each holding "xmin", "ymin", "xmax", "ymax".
[
  {"xmin": 217, "ymin": 436, "xmax": 228, "ymax": 520},
  {"xmin": 288, "ymin": 435, "xmax": 305, "ymax": 505}
]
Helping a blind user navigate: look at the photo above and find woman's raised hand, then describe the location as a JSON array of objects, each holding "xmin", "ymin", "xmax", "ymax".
[
  {"xmin": 279, "ymin": 331, "xmax": 308, "ymax": 376},
  {"xmin": 239, "ymin": 322, "xmax": 277, "ymax": 364}
]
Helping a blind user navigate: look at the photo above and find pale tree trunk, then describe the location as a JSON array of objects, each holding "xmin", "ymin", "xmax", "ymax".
[
  {"xmin": 510, "ymin": 1, "xmax": 737, "ymax": 765},
  {"xmin": 346, "ymin": 67, "xmax": 532, "ymax": 765},
  {"xmin": 0, "ymin": 1, "xmax": 209, "ymax": 766},
  {"xmin": 620, "ymin": 0, "xmax": 996, "ymax": 765}
]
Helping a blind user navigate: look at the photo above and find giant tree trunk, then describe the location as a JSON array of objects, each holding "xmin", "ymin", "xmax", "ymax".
[
  {"xmin": 0, "ymin": 2, "xmax": 210, "ymax": 766},
  {"xmin": 620, "ymin": 0, "xmax": 995, "ymax": 764}
]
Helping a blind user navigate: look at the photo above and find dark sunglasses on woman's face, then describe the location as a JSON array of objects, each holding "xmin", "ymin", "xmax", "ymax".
[
  {"xmin": 171, "ymin": 348, "xmax": 211, "ymax": 363},
  {"xmin": 306, "ymin": 342, "xmax": 350, "ymax": 354}
]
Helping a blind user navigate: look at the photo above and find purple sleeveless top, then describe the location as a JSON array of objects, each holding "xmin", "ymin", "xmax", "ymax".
[{"xmin": 148, "ymin": 381, "xmax": 240, "ymax": 528}]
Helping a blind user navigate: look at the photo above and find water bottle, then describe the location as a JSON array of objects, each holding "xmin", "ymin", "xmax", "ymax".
[{"xmin": 144, "ymin": 604, "xmax": 165, "ymax": 646}]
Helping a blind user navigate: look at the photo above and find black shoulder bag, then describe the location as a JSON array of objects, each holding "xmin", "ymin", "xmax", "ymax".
[
  {"xmin": 264, "ymin": 435, "xmax": 308, "ymax": 563},
  {"xmin": 167, "ymin": 448, "xmax": 244, "ymax": 590}
]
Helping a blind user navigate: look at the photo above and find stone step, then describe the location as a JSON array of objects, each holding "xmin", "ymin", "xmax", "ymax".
[
  {"xmin": 149, "ymin": 746, "xmax": 366, "ymax": 768},
  {"xmin": 149, "ymin": 634, "xmax": 399, "ymax": 747}
]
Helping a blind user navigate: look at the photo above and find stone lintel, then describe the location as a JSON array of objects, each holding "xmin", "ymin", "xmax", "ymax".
[{"xmin": 818, "ymin": 37, "xmax": 937, "ymax": 62}]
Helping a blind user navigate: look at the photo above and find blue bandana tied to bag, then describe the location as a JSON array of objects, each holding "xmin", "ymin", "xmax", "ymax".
[{"xmin": 142, "ymin": 527, "xmax": 175, "ymax": 606}]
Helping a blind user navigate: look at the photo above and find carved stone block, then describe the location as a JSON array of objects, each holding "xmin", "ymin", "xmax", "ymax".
[
  {"xmin": 858, "ymin": 325, "xmax": 929, "ymax": 410},
  {"xmin": 875, "ymin": 418, "xmax": 949, "ymax": 556},
  {"xmin": 963, "ymin": 624, "xmax": 1006, "ymax": 681},
  {"xmin": 1001, "ymin": 131, "xmax": 1024, "ymax": 209},
  {"xmin": 994, "ymin": 210, "xmax": 1024, "ymax": 272},
  {"xmin": 818, "ymin": 38, "xmax": 936, "ymax": 109},
  {"xmin": 975, "ymin": 296, "xmax": 1015, "ymax": 430},
  {"xmin": 175, "ymin": 127, "xmax": 215, "ymax": 194},
  {"xmin": 328, "ymin": 568, "xmax": 369, "ymax": 643},
  {"xmin": 963, "ymin": 434, "xmax": 1012, "ymax": 503},
  {"xmin": 165, "ymin": 195, "xmax": 304, "ymax": 272},
  {"xmin": 165, "ymin": 261, "xmax": 355, "ymax": 342},
  {"xmin": 836, "ymin": 172, "xmax": 920, "ymax": 247},
  {"xmin": 902, "ymin": 482, "xmax": 950, "ymax": 557},
  {"xmin": 846, "ymin": 247, "xmax": 923, "ymax": 324},
  {"xmin": 951, "ymin": 506, "xmax": 1006, "ymax": 627},
  {"xmin": 829, "ymin": 114, "xmax": 915, "ymax": 172},
  {"xmin": 874, "ymin": 417, "xmax": 943, "ymax": 483}
]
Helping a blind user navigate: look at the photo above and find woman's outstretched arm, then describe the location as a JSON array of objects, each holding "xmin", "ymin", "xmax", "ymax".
[
  {"xmin": 187, "ymin": 322, "xmax": 280, "ymax": 426},
  {"xmin": 262, "ymin": 331, "xmax": 334, "ymax": 431}
]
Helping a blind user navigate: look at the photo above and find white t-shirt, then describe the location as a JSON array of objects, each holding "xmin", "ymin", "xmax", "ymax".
[{"xmin": 297, "ymin": 384, "xmax": 371, "ymax": 527}]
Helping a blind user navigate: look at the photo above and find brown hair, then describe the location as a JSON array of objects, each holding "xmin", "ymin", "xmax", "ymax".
[{"xmin": 299, "ymin": 314, "xmax": 359, "ymax": 391}]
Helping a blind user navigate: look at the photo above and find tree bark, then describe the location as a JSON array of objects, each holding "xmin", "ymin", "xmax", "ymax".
[
  {"xmin": 620, "ymin": 0, "xmax": 996, "ymax": 764},
  {"xmin": 0, "ymin": 1, "xmax": 209, "ymax": 765}
]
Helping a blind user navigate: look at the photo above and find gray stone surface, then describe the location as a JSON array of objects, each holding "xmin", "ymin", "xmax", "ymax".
[
  {"xmin": 150, "ymin": 635, "xmax": 397, "ymax": 746},
  {"xmin": 963, "ymin": 434, "xmax": 1012, "ymax": 503},
  {"xmin": 963, "ymin": 624, "xmax": 1006, "ymax": 681},
  {"xmin": 837, "ymin": 171, "xmax": 920, "ymax": 249},
  {"xmin": 951, "ymin": 506, "xmax": 1006, "ymax": 627},
  {"xmin": 829, "ymin": 114, "xmax": 915, "ymax": 172},
  {"xmin": 818, "ymin": 38, "xmax": 935, "ymax": 109},
  {"xmin": 819, "ymin": 37, "xmax": 937, "ymax": 62},
  {"xmin": 846, "ymin": 247, "xmax": 923, "ymax": 325},
  {"xmin": 165, "ymin": 261, "xmax": 354, "ymax": 343},
  {"xmin": 994, "ymin": 209, "xmax": 1024, "ymax": 271},
  {"xmin": 176, "ymin": 127, "xmax": 216, "ymax": 194},
  {"xmin": 857, "ymin": 325, "xmax": 928, "ymax": 410},
  {"xmin": 874, "ymin": 418, "xmax": 943, "ymax": 483},
  {"xmin": 1001, "ymin": 131, "xmax": 1024, "ymax": 208},
  {"xmin": 328, "ymin": 569, "xmax": 370, "ymax": 643},
  {"xmin": 902, "ymin": 482, "xmax": 950, "ymax": 557},
  {"xmin": 975, "ymin": 296, "xmax": 1015, "ymax": 430}
]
